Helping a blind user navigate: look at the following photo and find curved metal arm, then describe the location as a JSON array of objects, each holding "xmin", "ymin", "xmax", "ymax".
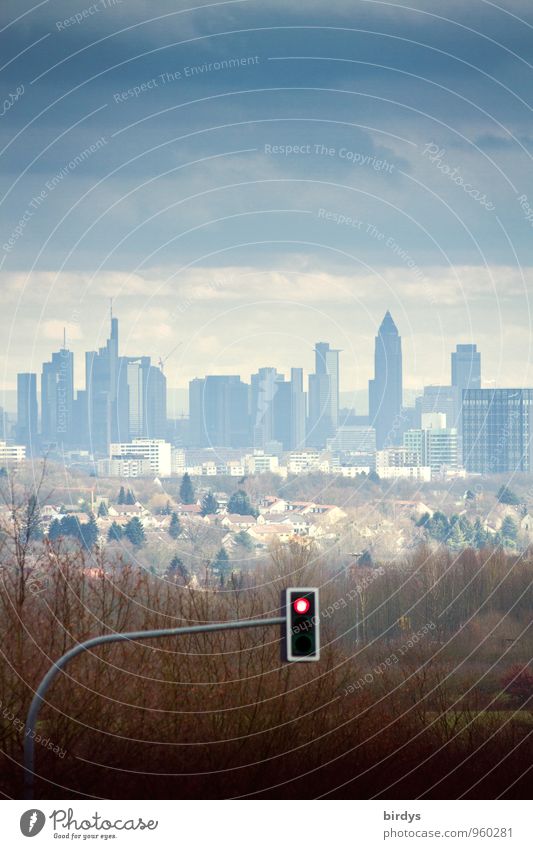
[{"xmin": 24, "ymin": 616, "xmax": 285, "ymax": 799}]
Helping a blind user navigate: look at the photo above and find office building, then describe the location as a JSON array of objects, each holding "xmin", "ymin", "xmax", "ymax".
[
  {"xmin": 251, "ymin": 368, "xmax": 284, "ymax": 448},
  {"xmin": 417, "ymin": 385, "xmax": 458, "ymax": 430},
  {"xmin": 451, "ymin": 343, "xmax": 481, "ymax": 462},
  {"xmin": 98, "ymin": 438, "xmax": 172, "ymax": 478},
  {"xmin": 462, "ymin": 388, "xmax": 533, "ymax": 474},
  {"xmin": 403, "ymin": 413, "xmax": 458, "ymax": 475},
  {"xmin": 41, "ymin": 345, "xmax": 74, "ymax": 446},
  {"xmin": 86, "ymin": 313, "xmax": 119, "ymax": 453},
  {"xmin": 375, "ymin": 447, "xmax": 431, "ymax": 481},
  {"xmin": 289, "ymin": 368, "xmax": 306, "ymax": 450},
  {"xmin": 452, "ymin": 344, "xmax": 481, "ymax": 392},
  {"xmin": 0, "ymin": 441, "xmax": 26, "ymax": 465},
  {"xmin": 368, "ymin": 312, "xmax": 403, "ymax": 449},
  {"xmin": 16, "ymin": 372, "xmax": 38, "ymax": 451},
  {"xmin": 189, "ymin": 375, "xmax": 250, "ymax": 448},
  {"xmin": 308, "ymin": 342, "xmax": 340, "ymax": 447}
]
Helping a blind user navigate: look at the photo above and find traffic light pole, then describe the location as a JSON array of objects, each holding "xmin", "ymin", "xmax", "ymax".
[{"xmin": 23, "ymin": 616, "xmax": 285, "ymax": 800}]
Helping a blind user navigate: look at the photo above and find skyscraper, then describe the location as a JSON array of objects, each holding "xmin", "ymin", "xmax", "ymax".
[
  {"xmin": 307, "ymin": 342, "xmax": 340, "ymax": 447},
  {"xmin": 368, "ymin": 311, "xmax": 403, "ymax": 449},
  {"xmin": 85, "ymin": 314, "xmax": 119, "ymax": 453},
  {"xmin": 451, "ymin": 343, "xmax": 481, "ymax": 461},
  {"xmin": 144, "ymin": 363, "xmax": 167, "ymax": 440},
  {"xmin": 17, "ymin": 372, "xmax": 38, "ymax": 451},
  {"xmin": 462, "ymin": 388, "xmax": 533, "ymax": 473},
  {"xmin": 189, "ymin": 375, "xmax": 250, "ymax": 448},
  {"xmin": 116, "ymin": 355, "xmax": 167, "ymax": 441},
  {"xmin": 290, "ymin": 367, "xmax": 306, "ymax": 450},
  {"xmin": 250, "ymin": 367, "xmax": 284, "ymax": 448},
  {"xmin": 451, "ymin": 344, "xmax": 481, "ymax": 392},
  {"xmin": 41, "ymin": 347, "xmax": 74, "ymax": 446}
]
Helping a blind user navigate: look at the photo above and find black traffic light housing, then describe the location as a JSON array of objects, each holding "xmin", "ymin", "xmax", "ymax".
[{"xmin": 284, "ymin": 587, "xmax": 320, "ymax": 662}]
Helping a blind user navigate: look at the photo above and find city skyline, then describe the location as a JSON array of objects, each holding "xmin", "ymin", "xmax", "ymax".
[
  {"xmin": 2, "ymin": 268, "xmax": 532, "ymax": 397},
  {"xmin": 0, "ymin": 303, "xmax": 497, "ymax": 407},
  {"xmin": 0, "ymin": 307, "xmax": 490, "ymax": 414}
]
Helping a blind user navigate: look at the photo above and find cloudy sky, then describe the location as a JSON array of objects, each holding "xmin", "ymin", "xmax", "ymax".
[{"xmin": 1, "ymin": 0, "xmax": 533, "ymax": 411}]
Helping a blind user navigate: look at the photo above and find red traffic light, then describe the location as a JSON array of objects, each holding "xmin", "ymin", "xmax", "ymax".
[{"xmin": 293, "ymin": 597, "xmax": 310, "ymax": 615}]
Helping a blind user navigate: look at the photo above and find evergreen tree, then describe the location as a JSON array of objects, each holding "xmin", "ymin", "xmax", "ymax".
[
  {"xmin": 168, "ymin": 512, "xmax": 182, "ymax": 540},
  {"xmin": 0, "ymin": 467, "xmax": 7, "ymax": 478},
  {"xmin": 201, "ymin": 491, "xmax": 219, "ymax": 516},
  {"xmin": 214, "ymin": 546, "xmax": 230, "ymax": 577},
  {"xmin": 161, "ymin": 500, "xmax": 172, "ymax": 516},
  {"xmin": 117, "ymin": 486, "xmax": 126, "ymax": 504},
  {"xmin": 167, "ymin": 555, "xmax": 189, "ymax": 584},
  {"xmin": 227, "ymin": 489, "xmax": 257, "ymax": 517},
  {"xmin": 59, "ymin": 514, "xmax": 83, "ymax": 540},
  {"xmin": 234, "ymin": 530, "xmax": 253, "ymax": 550},
  {"xmin": 497, "ymin": 485, "xmax": 520, "ymax": 506},
  {"xmin": 458, "ymin": 515, "xmax": 474, "ymax": 546},
  {"xmin": 125, "ymin": 488, "xmax": 136, "ymax": 505},
  {"xmin": 97, "ymin": 501, "xmax": 108, "ymax": 517},
  {"xmin": 416, "ymin": 512, "xmax": 431, "ymax": 528},
  {"xmin": 125, "ymin": 516, "xmax": 146, "ymax": 547},
  {"xmin": 179, "ymin": 473, "xmax": 195, "ymax": 505},
  {"xmin": 425, "ymin": 511, "xmax": 450, "ymax": 543},
  {"xmin": 501, "ymin": 516, "xmax": 518, "ymax": 548},
  {"xmin": 23, "ymin": 495, "xmax": 43, "ymax": 542},
  {"xmin": 48, "ymin": 518, "xmax": 62, "ymax": 541},
  {"xmin": 473, "ymin": 518, "xmax": 488, "ymax": 549},
  {"xmin": 81, "ymin": 514, "xmax": 99, "ymax": 549},
  {"xmin": 107, "ymin": 521, "xmax": 124, "ymax": 542},
  {"xmin": 358, "ymin": 549, "xmax": 373, "ymax": 566},
  {"xmin": 447, "ymin": 521, "xmax": 466, "ymax": 551}
]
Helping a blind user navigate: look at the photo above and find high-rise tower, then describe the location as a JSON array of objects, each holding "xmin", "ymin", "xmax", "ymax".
[
  {"xmin": 368, "ymin": 311, "xmax": 403, "ymax": 449},
  {"xmin": 16, "ymin": 373, "xmax": 38, "ymax": 451},
  {"xmin": 451, "ymin": 344, "xmax": 481, "ymax": 393},
  {"xmin": 85, "ymin": 312, "xmax": 119, "ymax": 454},
  {"xmin": 41, "ymin": 344, "xmax": 74, "ymax": 447},
  {"xmin": 307, "ymin": 342, "xmax": 340, "ymax": 447}
]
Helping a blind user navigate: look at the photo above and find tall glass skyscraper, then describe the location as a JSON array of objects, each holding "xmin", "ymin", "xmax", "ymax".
[
  {"xmin": 462, "ymin": 388, "xmax": 533, "ymax": 473},
  {"xmin": 16, "ymin": 372, "xmax": 38, "ymax": 451},
  {"xmin": 86, "ymin": 314, "xmax": 119, "ymax": 454},
  {"xmin": 41, "ymin": 347, "xmax": 74, "ymax": 446},
  {"xmin": 452, "ymin": 344, "xmax": 481, "ymax": 392},
  {"xmin": 368, "ymin": 311, "xmax": 403, "ymax": 449},
  {"xmin": 451, "ymin": 343, "xmax": 481, "ymax": 461},
  {"xmin": 189, "ymin": 375, "xmax": 250, "ymax": 448},
  {"xmin": 307, "ymin": 342, "xmax": 340, "ymax": 447}
]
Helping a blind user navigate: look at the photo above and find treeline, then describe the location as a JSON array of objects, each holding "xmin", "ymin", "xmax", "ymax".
[
  {"xmin": 416, "ymin": 511, "xmax": 519, "ymax": 550},
  {"xmin": 1, "ymin": 536, "xmax": 533, "ymax": 799}
]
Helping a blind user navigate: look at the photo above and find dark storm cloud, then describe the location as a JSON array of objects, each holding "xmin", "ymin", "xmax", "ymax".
[{"xmin": 1, "ymin": 0, "xmax": 533, "ymax": 389}]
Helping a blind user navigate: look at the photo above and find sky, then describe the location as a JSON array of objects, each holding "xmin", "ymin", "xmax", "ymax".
[{"xmin": 1, "ymin": 0, "xmax": 533, "ymax": 411}]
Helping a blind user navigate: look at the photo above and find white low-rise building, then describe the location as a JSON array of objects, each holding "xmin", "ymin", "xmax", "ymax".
[
  {"xmin": 376, "ymin": 447, "xmax": 431, "ymax": 481},
  {"xmin": 245, "ymin": 452, "xmax": 280, "ymax": 475},
  {"xmin": 99, "ymin": 438, "xmax": 172, "ymax": 477},
  {"xmin": 0, "ymin": 441, "xmax": 26, "ymax": 464}
]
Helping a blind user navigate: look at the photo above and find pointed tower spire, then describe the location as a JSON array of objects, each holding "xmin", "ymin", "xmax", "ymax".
[{"xmin": 379, "ymin": 310, "xmax": 398, "ymax": 334}]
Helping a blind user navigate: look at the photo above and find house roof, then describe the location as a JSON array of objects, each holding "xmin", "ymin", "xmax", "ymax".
[{"xmin": 224, "ymin": 514, "xmax": 256, "ymax": 524}]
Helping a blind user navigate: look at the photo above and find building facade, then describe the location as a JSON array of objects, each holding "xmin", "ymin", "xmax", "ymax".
[
  {"xmin": 41, "ymin": 347, "xmax": 74, "ymax": 446},
  {"xmin": 369, "ymin": 312, "xmax": 403, "ymax": 449},
  {"xmin": 16, "ymin": 372, "xmax": 38, "ymax": 451},
  {"xmin": 462, "ymin": 388, "xmax": 533, "ymax": 474}
]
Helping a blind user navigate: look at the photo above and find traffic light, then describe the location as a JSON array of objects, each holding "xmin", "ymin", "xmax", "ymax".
[{"xmin": 285, "ymin": 587, "xmax": 320, "ymax": 662}]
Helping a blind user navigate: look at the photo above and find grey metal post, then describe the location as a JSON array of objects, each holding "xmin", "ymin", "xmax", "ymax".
[{"xmin": 24, "ymin": 616, "xmax": 285, "ymax": 799}]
